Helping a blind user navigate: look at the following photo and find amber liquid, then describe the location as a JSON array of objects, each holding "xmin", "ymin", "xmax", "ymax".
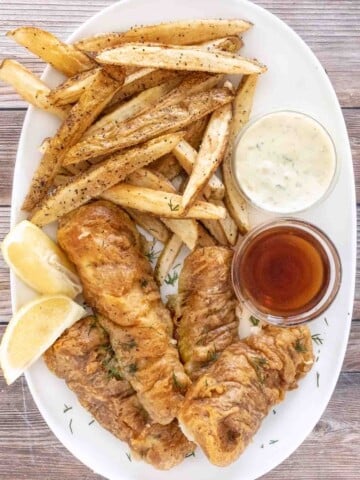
[{"xmin": 239, "ymin": 226, "xmax": 330, "ymax": 317}]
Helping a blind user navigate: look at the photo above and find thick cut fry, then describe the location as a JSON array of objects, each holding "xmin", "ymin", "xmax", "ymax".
[
  {"xmin": 182, "ymin": 103, "xmax": 232, "ymax": 209},
  {"xmin": 161, "ymin": 218, "xmax": 198, "ymax": 251},
  {"xmin": 75, "ymin": 19, "xmax": 252, "ymax": 52},
  {"xmin": 85, "ymin": 79, "xmax": 180, "ymax": 138},
  {"xmin": 48, "ymin": 68, "xmax": 101, "ymax": 106},
  {"xmin": 213, "ymin": 199, "xmax": 239, "ymax": 246},
  {"xmin": 185, "ymin": 117, "xmax": 209, "ymax": 149},
  {"xmin": 30, "ymin": 133, "xmax": 183, "ymax": 226},
  {"xmin": 7, "ymin": 27, "xmax": 95, "ymax": 77},
  {"xmin": 96, "ymin": 43, "xmax": 266, "ymax": 75},
  {"xmin": 173, "ymin": 140, "xmax": 224, "ymax": 200},
  {"xmin": 124, "ymin": 208, "xmax": 170, "ymax": 243},
  {"xmin": 200, "ymin": 219, "xmax": 228, "ymax": 246},
  {"xmin": 197, "ymin": 224, "xmax": 218, "ymax": 247},
  {"xmin": 151, "ymin": 153, "xmax": 182, "ymax": 180},
  {"xmin": 101, "ymin": 185, "xmax": 226, "ymax": 220},
  {"xmin": 127, "ymin": 168, "xmax": 198, "ymax": 250},
  {"xmin": 222, "ymin": 75, "xmax": 258, "ymax": 233},
  {"xmin": 22, "ymin": 70, "xmax": 119, "ymax": 211},
  {"xmin": 48, "ymin": 66, "xmax": 127, "ymax": 106},
  {"xmin": 63, "ymin": 87, "xmax": 234, "ymax": 165},
  {"xmin": 155, "ymin": 234, "xmax": 183, "ymax": 285},
  {"xmin": 0, "ymin": 59, "xmax": 69, "ymax": 119},
  {"xmin": 107, "ymin": 68, "xmax": 182, "ymax": 107}
]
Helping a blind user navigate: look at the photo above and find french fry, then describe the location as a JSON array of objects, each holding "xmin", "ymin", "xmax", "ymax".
[
  {"xmin": 127, "ymin": 168, "xmax": 198, "ymax": 250},
  {"xmin": 85, "ymin": 78, "xmax": 180, "ymax": 138},
  {"xmin": 200, "ymin": 219, "xmax": 228, "ymax": 245},
  {"xmin": 197, "ymin": 224, "xmax": 218, "ymax": 247},
  {"xmin": 155, "ymin": 234, "xmax": 183, "ymax": 285},
  {"xmin": 222, "ymin": 74, "xmax": 258, "ymax": 233},
  {"xmin": 48, "ymin": 68, "xmax": 101, "ymax": 106},
  {"xmin": 7, "ymin": 27, "xmax": 95, "ymax": 77},
  {"xmin": 75, "ymin": 19, "xmax": 252, "ymax": 52},
  {"xmin": 173, "ymin": 140, "xmax": 224, "ymax": 200},
  {"xmin": 156, "ymin": 72, "xmax": 222, "ymax": 110},
  {"xmin": 161, "ymin": 218, "xmax": 198, "ymax": 250},
  {"xmin": 0, "ymin": 59, "xmax": 69, "ymax": 119},
  {"xmin": 201, "ymin": 36, "xmax": 243, "ymax": 53},
  {"xmin": 182, "ymin": 103, "xmax": 232, "ymax": 209},
  {"xmin": 22, "ymin": 70, "xmax": 120, "ymax": 211},
  {"xmin": 231, "ymin": 74, "xmax": 259, "ymax": 139},
  {"xmin": 185, "ymin": 116, "xmax": 209, "ymax": 149},
  {"xmin": 151, "ymin": 153, "xmax": 182, "ymax": 180},
  {"xmin": 125, "ymin": 208, "xmax": 170, "ymax": 243},
  {"xmin": 96, "ymin": 43, "xmax": 266, "ymax": 75},
  {"xmin": 63, "ymin": 87, "xmax": 234, "ymax": 165},
  {"xmin": 101, "ymin": 185, "xmax": 226, "ymax": 220},
  {"xmin": 107, "ymin": 68, "xmax": 182, "ymax": 107},
  {"xmin": 212, "ymin": 199, "xmax": 238, "ymax": 246},
  {"xmin": 30, "ymin": 132, "xmax": 183, "ymax": 226}
]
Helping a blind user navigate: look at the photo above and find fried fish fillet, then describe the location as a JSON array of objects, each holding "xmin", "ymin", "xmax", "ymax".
[
  {"xmin": 44, "ymin": 316, "xmax": 194, "ymax": 469},
  {"xmin": 57, "ymin": 201, "xmax": 190, "ymax": 425},
  {"xmin": 178, "ymin": 325, "xmax": 314, "ymax": 466},
  {"xmin": 171, "ymin": 246, "xmax": 239, "ymax": 379}
]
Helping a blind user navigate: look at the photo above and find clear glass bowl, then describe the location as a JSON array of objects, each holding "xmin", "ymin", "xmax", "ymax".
[
  {"xmin": 231, "ymin": 218, "xmax": 342, "ymax": 326},
  {"xmin": 231, "ymin": 110, "xmax": 339, "ymax": 215}
]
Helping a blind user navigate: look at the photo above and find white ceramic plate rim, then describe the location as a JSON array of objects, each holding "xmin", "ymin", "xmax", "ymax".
[{"xmin": 8, "ymin": 0, "xmax": 356, "ymax": 479}]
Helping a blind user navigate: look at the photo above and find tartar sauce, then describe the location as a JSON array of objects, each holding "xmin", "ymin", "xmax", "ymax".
[{"xmin": 232, "ymin": 111, "xmax": 337, "ymax": 213}]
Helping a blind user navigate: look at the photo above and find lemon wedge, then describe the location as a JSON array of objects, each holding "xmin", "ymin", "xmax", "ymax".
[
  {"xmin": 1, "ymin": 220, "xmax": 82, "ymax": 298},
  {"xmin": 0, "ymin": 295, "xmax": 86, "ymax": 384}
]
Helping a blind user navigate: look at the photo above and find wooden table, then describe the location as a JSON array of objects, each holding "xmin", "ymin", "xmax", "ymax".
[{"xmin": 0, "ymin": 1, "xmax": 359, "ymax": 478}]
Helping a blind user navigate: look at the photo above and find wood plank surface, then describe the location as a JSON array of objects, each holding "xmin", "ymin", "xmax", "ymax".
[{"xmin": 0, "ymin": 1, "xmax": 359, "ymax": 479}]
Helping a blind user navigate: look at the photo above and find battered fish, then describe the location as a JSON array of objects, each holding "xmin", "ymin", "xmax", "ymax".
[
  {"xmin": 57, "ymin": 201, "xmax": 190, "ymax": 425},
  {"xmin": 172, "ymin": 246, "xmax": 239, "ymax": 379},
  {"xmin": 44, "ymin": 316, "xmax": 195, "ymax": 470},
  {"xmin": 178, "ymin": 325, "xmax": 314, "ymax": 466}
]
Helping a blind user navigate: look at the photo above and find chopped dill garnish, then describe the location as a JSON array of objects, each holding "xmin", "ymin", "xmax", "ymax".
[
  {"xmin": 316, "ymin": 372, "xmax": 320, "ymax": 388},
  {"xmin": 126, "ymin": 452, "xmax": 132, "ymax": 462},
  {"xmin": 88, "ymin": 419, "xmax": 95, "ymax": 426},
  {"xmin": 272, "ymin": 409, "xmax": 276, "ymax": 415},
  {"xmin": 145, "ymin": 245, "xmax": 160, "ymax": 262},
  {"xmin": 185, "ymin": 451, "xmax": 196, "ymax": 458},
  {"xmin": 324, "ymin": 317, "xmax": 329, "ymax": 326},
  {"xmin": 294, "ymin": 339, "xmax": 307, "ymax": 353},
  {"xmin": 173, "ymin": 263, "xmax": 181, "ymax": 270},
  {"xmin": 165, "ymin": 271, "xmax": 179, "ymax": 286},
  {"xmin": 269, "ymin": 439, "xmax": 278, "ymax": 445},
  {"xmin": 128, "ymin": 363, "xmax": 138, "ymax": 374},
  {"xmin": 63, "ymin": 404, "xmax": 72, "ymax": 414},
  {"xmin": 69, "ymin": 418, "xmax": 73, "ymax": 434},
  {"xmin": 207, "ymin": 348, "xmax": 218, "ymax": 363},
  {"xmin": 260, "ymin": 444, "xmax": 264, "ymax": 449},
  {"xmin": 251, "ymin": 356, "xmax": 267, "ymax": 384},
  {"xmin": 312, "ymin": 334, "xmax": 323, "ymax": 346},
  {"xmin": 249, "ymin": 316, "xmax": 260, "ymax": 327},
  {"xmin": 168, "ymin": 199, "xmax": 180, "ymax": 211},
  {"xmin": 173, "ymin": 373, "xmax": 182, "ymax": 390},
  {"xmin": 107, "ymin": 365, "xmax": 123, "ymax": 381}
]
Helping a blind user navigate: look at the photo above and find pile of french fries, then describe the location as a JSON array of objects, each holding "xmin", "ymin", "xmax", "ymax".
[{"xmin": 0, "ymin": 19, "xmax": 264, "ymax": 284}]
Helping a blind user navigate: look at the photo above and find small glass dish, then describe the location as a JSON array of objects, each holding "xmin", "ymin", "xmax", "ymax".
[
  {"xmin": 231, "ymin": 110, "xmax": 339, "ymax": 215},
  {"xmin": 231, "ymin": 218, "xmax": 342, "ymax": 326}
]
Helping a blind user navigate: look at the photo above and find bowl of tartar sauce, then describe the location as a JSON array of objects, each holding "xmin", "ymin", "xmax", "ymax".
[{"xmin": 232, "ymin": 111, "xmax": 338, "ymax": 214}]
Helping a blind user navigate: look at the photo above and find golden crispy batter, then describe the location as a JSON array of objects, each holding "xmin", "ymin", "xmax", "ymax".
[
  {"xmin": 57, "ymin": 201, "xmax": 190, "ymax": 425},
  {"xmin": 172, "ymin": 247, "xmax": 238, "ymax": 379},
  {"xmin": 44, "ymin": 317, "xmax": 194, "ymax": 470},
  {"xmin": 178, "ymin": 325, "xmax": 314, "ymax": 466}
]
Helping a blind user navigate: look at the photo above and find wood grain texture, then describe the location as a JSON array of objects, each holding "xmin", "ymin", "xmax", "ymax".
[
  {"xmin": 0, "ymin": 1, "xmax": 359, "ymax": 479},
  {"xmin": 0, "ymin": 0, "xmax": 359, "ymax": 107}
]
